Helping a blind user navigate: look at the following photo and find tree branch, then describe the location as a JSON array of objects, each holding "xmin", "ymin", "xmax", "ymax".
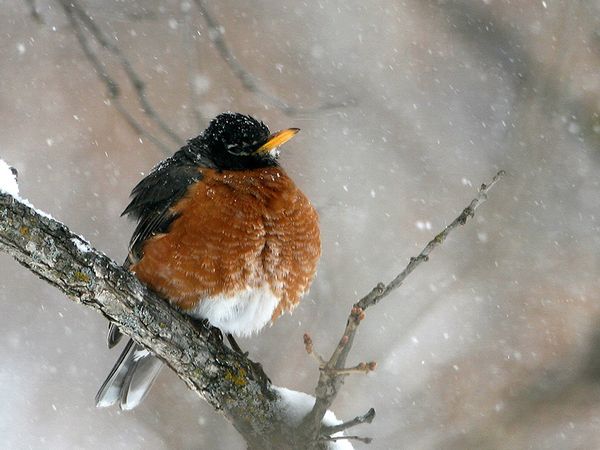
[{"xmin": 300, "ymin": 170, "xmax": 506, "ymax": 444}]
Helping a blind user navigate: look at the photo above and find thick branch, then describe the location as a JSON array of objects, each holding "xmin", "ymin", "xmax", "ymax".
[{"xmin": 301, "ymin": 170, "xmax": 506, "ymax": 443}]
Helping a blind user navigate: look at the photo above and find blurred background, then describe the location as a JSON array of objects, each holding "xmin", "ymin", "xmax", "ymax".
[{"xmin": 1, "ymin": 0, "xmax": 600, "ymax": 448}]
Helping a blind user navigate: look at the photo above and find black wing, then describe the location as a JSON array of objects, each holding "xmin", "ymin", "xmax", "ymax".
[
  {"xmin": 109, "ymin": 149, "xmax": 202, "ymax": 347},
  {"xmin": 123, "ymin": 149, "xmax": 203, "ymax": 263}
]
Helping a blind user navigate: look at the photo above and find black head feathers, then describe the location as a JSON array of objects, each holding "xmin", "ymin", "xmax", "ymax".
[{"xmin": 187, "ymin": 113, "xmax": 276, "ymax": 170}]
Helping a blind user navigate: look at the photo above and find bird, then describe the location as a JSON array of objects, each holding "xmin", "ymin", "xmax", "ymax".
[{"xmin": 95, "ymin": 112, "xmax": 321, "ymax": 410}]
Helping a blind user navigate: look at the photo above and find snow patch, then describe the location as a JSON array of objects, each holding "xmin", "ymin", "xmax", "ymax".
[
  {"xmin": 273, "ymin": 386, "xmax": 354, "ymax": 450},
  {"xmin": 0, "ymin": 160, "xmax": 19, "ymax": 197},
  {"xmin": 71, "ymin": 237, "xmax": 91, "ymax": 253},
  {"xmin": 0, "ymin": 159, "xmax": 55, "ymax": 220}
]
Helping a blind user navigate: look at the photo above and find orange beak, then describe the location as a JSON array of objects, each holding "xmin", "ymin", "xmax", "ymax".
[{"xmin": 254, "ymin": 128, "xmax": 300, "ymax": 154}]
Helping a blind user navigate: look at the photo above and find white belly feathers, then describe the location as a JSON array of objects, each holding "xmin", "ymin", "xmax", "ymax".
[{"xmin": 189, "ymin": 284, "xmax": 279, "ymax": 337}]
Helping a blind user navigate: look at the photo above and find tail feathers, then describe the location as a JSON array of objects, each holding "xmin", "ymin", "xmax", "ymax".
[
  {"xmin": 95, "ymin": 339, "xmax": 164, "ymax": 410},
  {"xmin": 120, "ymin": 349, "xmax": 163, "ymax": 410},
  {"xmin": 107, "ymin": 322, "xmax": 123, "ymax": 348}
]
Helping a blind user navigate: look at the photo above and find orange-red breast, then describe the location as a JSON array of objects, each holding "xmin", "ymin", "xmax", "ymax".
[{"xmin": 96, "ymin": 112, "xmax": 320, "ymax": 409}]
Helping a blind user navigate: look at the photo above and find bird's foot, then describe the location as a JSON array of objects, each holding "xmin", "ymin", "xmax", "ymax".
[
  {"xmin": 226, "ymin": 333, "xmax": 272, "ymax": 390},
  {"xmin": 226, "ymin": 333, "xmax": 247, "ymax": 356},
  {"xmin": 249, "ymin": 360, "xmax": 272, "ymax": 388},
  {"xmin": 191, "ymin": 318, "xmax": 223, "ymax": 343}
]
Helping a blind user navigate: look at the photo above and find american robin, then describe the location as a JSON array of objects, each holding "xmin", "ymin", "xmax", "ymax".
[{"xmin": 95, "ymin": 112, "xmax": 321, "ymax": 410}]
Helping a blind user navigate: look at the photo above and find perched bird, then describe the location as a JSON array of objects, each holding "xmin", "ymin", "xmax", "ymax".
[{"xmin": 96, "ymin": 112, "xmax": 321, "ymax": 410}]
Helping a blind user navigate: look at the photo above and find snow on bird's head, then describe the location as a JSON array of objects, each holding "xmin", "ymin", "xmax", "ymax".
[{"xmin": 203, "ymin": 112, "xmax": 270, "ymax": 156}]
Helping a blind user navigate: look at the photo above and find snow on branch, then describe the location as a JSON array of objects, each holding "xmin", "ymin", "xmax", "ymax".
[{"xmin": 0, "ymin": 160, "xmax": 19, "ymax": 197}]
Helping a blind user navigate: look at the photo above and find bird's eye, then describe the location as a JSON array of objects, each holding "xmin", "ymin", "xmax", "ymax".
[{"xmin": 226, "ymin": 143, "xmax": 254, "ymax": 156}]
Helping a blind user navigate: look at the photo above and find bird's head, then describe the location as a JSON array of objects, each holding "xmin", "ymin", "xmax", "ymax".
[{"xmin": 191, "ymin": 112, "xmax": 299, "ymax": 170}]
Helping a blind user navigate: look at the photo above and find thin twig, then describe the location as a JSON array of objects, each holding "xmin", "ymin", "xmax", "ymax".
[
  {"xmin": 322, "ymin": 361, "xmax": 377, "ymax": 376},
  {"xmin": 193, "ymin": 0, "xmax": 354, "ymax": 115},
  {"xmin": 58, "ymin": 1, "xmax": 173, "ymax": 156},
  {"xmin": 359, "ymin": 169, "xmax": 507, "ymax": 310},
  {"xmin": 321, "ymin": 408, "xmax": 375, "ymax": 435},
  {"xmin": 67, "ymin": 0, "xmax": 185, "ymax": 147},
  {"xmin": 304, "ymin": 333, "xmax": 327, "ymax": 366},
  {"xmin": 301, "ymin": 170, "xmax": 506, "ymax": 443},
  {"xmin": 319, "ymin": 435, "xmax": 373, "ymax": 444},
  {"xmin": 326, "ymin": 306, "xmax": 365, "ymax": 369}
]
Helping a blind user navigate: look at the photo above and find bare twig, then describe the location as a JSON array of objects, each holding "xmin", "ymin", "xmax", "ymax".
[
  {"xmin": 301, "ymin": 170, "xmax": 506, "ymax": 444},
  {"xmin": 193, "ymin": 0, "xmax": 354, "ymax": 115},
  {"xmin": 359, "ymin": 169, "xmax": 506, "ymax": 310},
  {"xmin": 319, "ymin": 435, "xmax": 373, "ymax": 444},
  {"xmin": 58, "ymin": 0, "xmax": 185, "ymax": 156},
  {"xmin": 58, "ymin": 1, "xmax": 172, "ymax": 156},
  {"xmin": 303, "ymin": 333, "xmax": 327, "ymax": 366},
  {"xmin": 321, "ymin": 408, "xmax": 375, "ymax": 435},
  {"xmin": 322, "ymin": 361, "xmax": 377, "ymax": 376}
]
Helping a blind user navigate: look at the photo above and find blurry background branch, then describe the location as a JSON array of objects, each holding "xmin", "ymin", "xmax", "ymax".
[
  {"xmin": 193, "ymin": 0, "xmax": 355, "ymax": 115},
  {"xmin": 423, "ymin": 0, "xmax": 600, "ymax": 152},
  {"xmin": 299, "ymin": 171, "xmax": 505, "ymax": 444},
  {"xmin": 25, "ymin": 0, "xmax": 43, "ymax": 23},
  {"xmin": 50, "ymin": 0, "xmax": 355, "ymax": 158},
  {"xmin": 58, "ymin": 0, "xmax": 180, "ymax": 156}
]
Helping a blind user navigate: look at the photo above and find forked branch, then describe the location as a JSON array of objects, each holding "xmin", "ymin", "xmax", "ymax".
[{"xmin": 301, "ymin": 171, "xmax": 506, "ymax": 445}]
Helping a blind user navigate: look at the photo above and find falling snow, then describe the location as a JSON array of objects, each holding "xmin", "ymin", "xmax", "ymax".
[
  {"xmin": 70, "ymin": 237, "xmax": 91, "ymax": 253},
  {"xmin": 416, "ymin": 220, "xmax": 432, "ymax": 231},
  {"xmin": 2, "ymin": 2, "xmax": 599, "ymax": 449}
]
